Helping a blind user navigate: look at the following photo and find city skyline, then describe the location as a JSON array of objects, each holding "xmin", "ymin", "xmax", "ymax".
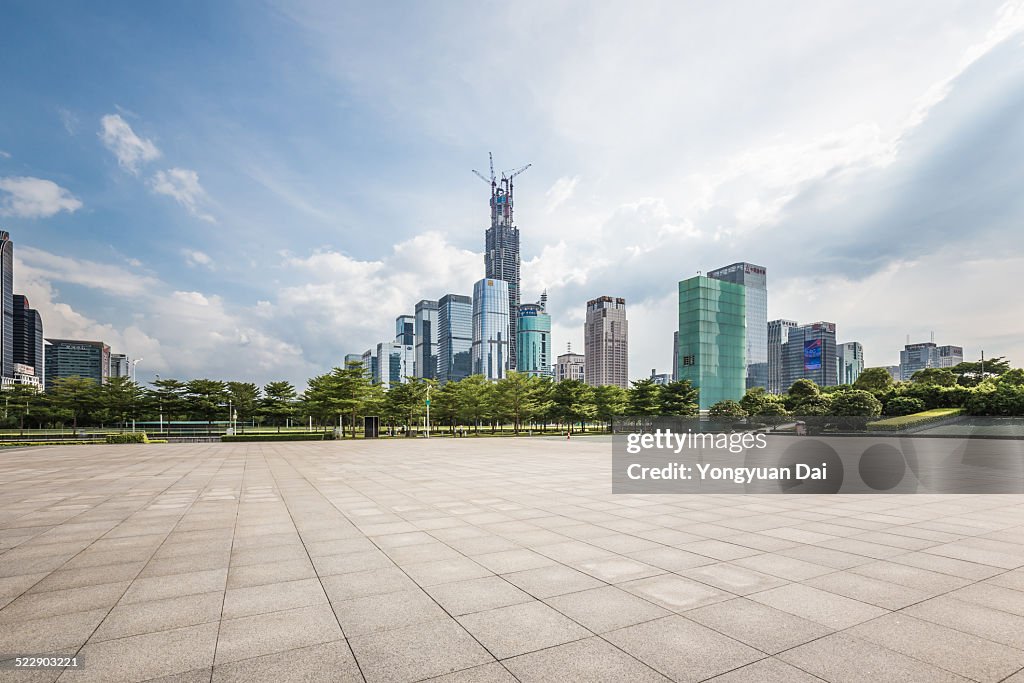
[{"xmin": 3, "ymin": 2, "xmax": 1023, "ymax": 387}]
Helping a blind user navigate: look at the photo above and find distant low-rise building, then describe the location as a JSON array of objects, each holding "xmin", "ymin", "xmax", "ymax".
[
  {"xmin": 899, "ymin": 341, "xmax": 963, "ymax": 381},
  {"xmin": 650, "ymin": 369, "xmax": 670, "ymax": 385},
  {"xmin": 555, "ymin": 351, "xmax": 585, "ymax": 382}
]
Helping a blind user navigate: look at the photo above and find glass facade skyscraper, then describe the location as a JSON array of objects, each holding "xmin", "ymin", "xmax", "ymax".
[
  {"xmin": 707, "ymin": 262, "xmax": 767, "ymax": 390},
  {"xmin": 395, "ymin": 315, "xmax": 415, "ymax": 346},
  {"xmin": 438, "ymin": 294, "xmax": 473, "ymax": 384},
  {"xmin": 516, "ymin": 298, "xmax": 552, "ymax": 378},
  {"xmin": 374, "ymin": 341, "xmax": 414, "ymax": 390},
  {"xmin": 13, "ymin": 294, "xmax": 43, "ymax": 379},
  {"xmin": 677, "ymin": 276, "xmax": 746, "ymax": 411},
  {"xmin": 1, "ymin": 231, "xmax": 13, "ymax": 385},
  {"xmin": 837, "ymin": 341, "xmax": 864, "ymax": 385},
  {"xmin": 768, "ymin": 319, "xmax": 798, "ymax": 394},
  {"xmin": 414, "ymin": 299, "xmax": 438, "ymax": 380},
  {"xmin": 472, "ymin": 278, "xmax": 510, "ymax": 380}
]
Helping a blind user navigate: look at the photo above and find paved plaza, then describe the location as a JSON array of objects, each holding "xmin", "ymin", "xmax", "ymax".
[{"xmin": 2, "ymin": 438, "xmax": 1024, "ymax": 682}]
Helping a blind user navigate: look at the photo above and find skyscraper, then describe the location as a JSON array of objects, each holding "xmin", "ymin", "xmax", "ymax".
[
  {"xmin": 516, "ymin": 294, "xmax": 552, "ymax": 378},
  {"xmin": 707, "ymin": 262, "xmax": 768, "ymax": 390},
  {"xmin": 360, "ymin": 348, "xmax": 377, "ymax": 380},
  {"xmin": 395, "ymin": 315, "xmax": 415, "ymax": 346},
  {"xmin": 555, "ymin": 351, "xmax": 585, "ymax": 382},
  {"xmin": 584, "ymin": 296, "xmax": 628, "ymax": 388},
  {"xmin": 899, "ymin": 341, "xmax": 963, "ymax": 380},
  {"xmin": 472, "ymin": 278, "xmax": 510, "ymax": 380},
  {"xmin": 837, "ymin": 341, "xmax": 864, "ymax": 385},
  {"xmin": 478, "ymin": 155, "xmax": 530, "ymax": 370},
  {"xmin": 677, "ymin": 276, "xmax": 745, "ymax": 411},
  {"xmin": 414, "ymin": 300, "xmax": 439, "ymax": 380},
  {"xmin": 781, "ymin": 322, "xmax": 838, "ymax": 389},
  {"xmin": 767, "ymin": 319, "xmax": 798, "ymax": 394},
  {"xmin": 374, "ymin": 341, "xmax": 414, "ymax": 389},
  {"xmin": 13, "ymin": 294, "xmax": 43, "ymax": 379},
  {"xmin": 344, "ymin": 353, "xmax": 363, "ymax": 367},
  {"xmin": 438, "ymin": 294, "xmax": 473, "ymax": 385},
  {"xmin": 109, "ymin": 353, "xmax": 130, "ymax": 378},
  {"xmin": 0, "ymin": 231, "xmax": 13, "ymax": 386}
]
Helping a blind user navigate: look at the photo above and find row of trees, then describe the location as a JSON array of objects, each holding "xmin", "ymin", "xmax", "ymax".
[{"xmin": 4, "ymin": 356, "xmax": 1021, "ymax": 431}]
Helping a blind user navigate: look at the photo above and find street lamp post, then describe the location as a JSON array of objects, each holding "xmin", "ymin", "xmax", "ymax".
[
  {"xmin": 155, "ymin": 374, "xmax": 164, "ymax": 434},
  {"xmin": 130, "ymin": 359, "xmax": 143, "ymax": 433}
]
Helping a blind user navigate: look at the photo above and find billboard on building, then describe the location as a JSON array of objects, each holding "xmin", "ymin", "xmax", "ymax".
[{"xmin": 804, "ymin": 338, "xmax": 822, "ymax": 371}]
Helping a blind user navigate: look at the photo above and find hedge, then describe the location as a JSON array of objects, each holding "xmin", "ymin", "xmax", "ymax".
[
  {"xmin": 866, "ymin": 408, "xmax": 962, "ymax": 431},
  {"xmin": 221, "ymin": 432, "xmax": 327, "ymax": 442},
  {"xmin": 106, "ymin": 432, "xmax": 150, "ymax": 444}
]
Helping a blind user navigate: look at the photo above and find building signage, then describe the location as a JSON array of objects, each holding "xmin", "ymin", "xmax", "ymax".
[{"xmin": 804, "ymin": 339, "xmax": 822, "ymax": 371}]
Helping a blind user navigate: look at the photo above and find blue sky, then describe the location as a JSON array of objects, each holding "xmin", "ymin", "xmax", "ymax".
[{"xmin": 2, "ymin": 0, "xmax": 1023, "ymax": 386}]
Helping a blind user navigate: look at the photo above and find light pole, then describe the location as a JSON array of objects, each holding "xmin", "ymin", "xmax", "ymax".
[
  {"xmin": 155, "ymin": 373, "xmax": 164, "ymax": 434},
  {"xmin": 425, "ymin": 384, "xmax": 431, "ymax": 438},
  {"xmin": 130, "ymin": 359, "xmax": 143, "ymax": 432}
]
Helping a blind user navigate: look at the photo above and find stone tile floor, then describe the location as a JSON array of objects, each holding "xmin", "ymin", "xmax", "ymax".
[{"xmin": 0, "ymin": 437, "xmax": 1023, "ymax": 682}]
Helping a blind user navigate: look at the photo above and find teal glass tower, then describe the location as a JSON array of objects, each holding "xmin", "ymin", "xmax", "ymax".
[
  {"xmin": 677, "ymin": 276, "xmax": 746, "ymax": 411},
  {"xmin": 516, "ymin": 295, "xmax": 552, "ymax": 378}
]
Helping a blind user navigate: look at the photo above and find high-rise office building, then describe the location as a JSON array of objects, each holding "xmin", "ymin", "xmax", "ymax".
[
  {"xmin": 677, "ymin": 276, "xmax": 745, "ymax": 411},
  {"xmin": 650, "ymin": 370, "xmax": 670, "ymax": 385},
  {"xmin": 395, "ymin": 315, "xmax": 415, "ymax": 346},
  {"xmin": 414, "ymin": 300, "xmax": 439, "ymax": 380},
  {"xmin": 472, "ymin": 278, "xmax": 510, "ymax": 380},
  {"xmin": 781, "ymin": 322, "xmax": 838, "ymax": 389},
  {"xmin": 480, "ymin": 157, "xmax": 529, "ymax": 370},
  {"xmin": 555, "ymin": 352, "xmax": 585, "ymax": 382},
  {"xmin": 767, "ymin": 319, "xmax": 798, "ymax": 394},
  {"xmin": 899, "ymin": 341, "xmax": 963, "ymax": 380},
  {"xmin": 344, "ymin": 353, "xmax": 363, "ymax": 367},
  {"xmin": 584, "ymin": 296, "xmax": 628, "ymax": 388},
  {"xmin": 44, "ymin": 339, "xmax": 110, "ymax": 391},
  {"xmin": 374, "ymin": 341, "xmax": 414, "ymax": 389},
  {"xmin": 707, "ymin": 262, "xmax": 768, "ymax": 389},
  {"xmin": 13, "ymin": 294, "xmax": 43, "ymax": 380},
  {"xmin": 109, "ymin": 353, "xmax": 130, "ymax": 379},
  {"xmin": 361, "ymin": 348, "xmax": 377, "ymax": 380},
  {"xmin": 438, "ymin": 294, "xmax": 473, "ymax": 384},
  {"xmin": 516, "ymin": 293, "xmax": 552, "ymax": 378},
  {"xmin": 1, "ymin": 231, "xmax": 13, "ymax": 386},
  {"xmin": 837, "ymin": 341, "xmax": 864, "ymax": 385}
]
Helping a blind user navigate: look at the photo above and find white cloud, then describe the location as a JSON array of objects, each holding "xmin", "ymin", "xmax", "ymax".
[
  {"xmin": 17, "ymin": 246, "xmax": 158, "ymax": 297},
  {"xmin": 150, "ymin": 168, "xmax": 215, "ymax": 222},
  {"xmin": 0, "ymin": 177, "xmax": 82, "ymax": 218},
  {"xmin": 183, "ymin": 249, "xmax": 214, "ymax": 269},
  {"xmin": 0, "ymin": 150, "xmax": 11, "ymax": 159},
  {"xmin": 99, "ymin": 113, "xmax": 160, "ymax": 172}
]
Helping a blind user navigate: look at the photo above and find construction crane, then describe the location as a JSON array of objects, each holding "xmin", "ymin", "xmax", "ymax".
[
  {"xmin": 503, "ymin": 163, "xmax": 532, "ymax": 180},
  {"xmin": 472, "ymin": 152, "xmax": 496, "ymax": 187}
]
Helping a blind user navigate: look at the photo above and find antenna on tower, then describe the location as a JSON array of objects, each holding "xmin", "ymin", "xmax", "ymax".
[
  {"xmin": 540, "ymin": 290, "xmax": 548, "ymax": 311},
  {"xmin": 930, "ymin": 330, "xmax": 935, "ymax": 343}
]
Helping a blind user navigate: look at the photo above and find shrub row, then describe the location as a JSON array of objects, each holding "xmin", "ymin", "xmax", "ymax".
[
  {"xmin": 106, "ymin": 432, "xmax": 150, "ymax": 444},
  {"xmin": 221, "ymin": 432, "xmax": 327, "ymax": 442},
  {"xmin": 866, "ymin": 408, "xmax": 962, "ymax": 431}
]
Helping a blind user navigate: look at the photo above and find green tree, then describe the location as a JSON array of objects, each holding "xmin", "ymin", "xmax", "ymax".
[
  {"xmin": 494, "ymin": 372, "xmax": 544, "ymax": 433},
  {"xmin": 259, "ymin": 381, "xmax": 298, "ymax": 430},
  {"xmin": 549, "ymin": 379, "xmax": 596, "ymax": 433},
  {"xmin": 147, "ymin": 378, "xmax": 188, "ymax": 423},
  {"xmin": 708, "ymin": 400, "xmax": 746, "ymax": 418},
  {"xmin": 829, "ymin": 389, "xmax": 882, "ymax": 416},
  {"xmin": 385, "ymin": 380, "xmax": 428, "ymax": 434},
  {"xmin": 100, "ymin": 377, "xmax": 145, "ymax": 427},
  {"xmin": 48, "ymin": 376, "xmax": 100, "ymax": 428},
  {"xmin": 2, "ymin": 384, "xmax": 38, "ymax": 431},
  {"xmin": 853, "ymin": 367, "xmax": 894, "ymax": 393},
  {"xmin": 787, "ymin": 379, "xmax": 820, "ymax": 402},
  {"xmin": 910, "ymin": 368, "xmax": 956, "ymax": 387},
  {"xmin": 627, "ymin": 378, "xmax": 662, "ymax": 416},
  {"xmin": 659, "ymin": 380, "xmax": 699, "ymax": 416},
  {"xmin": 950, "ymin": 357, "xmax": 1011, "ymax": 387},
  {"xmin": 454, "ymin": 375, "xmax": 493, "ymax": 433},
  {"xmin": 883, "ymin": 396, "xmax": 925, "ymax": 416},
  {"xmin": 185, "ymin": 379, "xmax": 229, "ymax": 426},
  {"xmin": 994, "ymin": 368, "xmax": 1024, "ymax": 387},
  {"xmin": 592, "ymin": 384, "xmax": 628, "ymax": 431},
  {"xmin": 226, "ymin": 382, "xmax": 260, "ymax": 424}
]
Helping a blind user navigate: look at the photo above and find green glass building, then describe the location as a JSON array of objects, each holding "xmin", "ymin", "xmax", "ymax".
[{"xmin": 677, "ymin": 276, "xmax": 746, "ymax": 411}]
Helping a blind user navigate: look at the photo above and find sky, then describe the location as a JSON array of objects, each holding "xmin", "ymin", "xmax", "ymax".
[{"xmin": 2, "ymin": 0, "xmax": 1023, "ymax": 388}]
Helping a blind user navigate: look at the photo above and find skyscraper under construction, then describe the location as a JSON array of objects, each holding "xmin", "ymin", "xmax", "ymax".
[{"xmin": 475, "ymin": 153, "xmax": 530, "ymax": 370}]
